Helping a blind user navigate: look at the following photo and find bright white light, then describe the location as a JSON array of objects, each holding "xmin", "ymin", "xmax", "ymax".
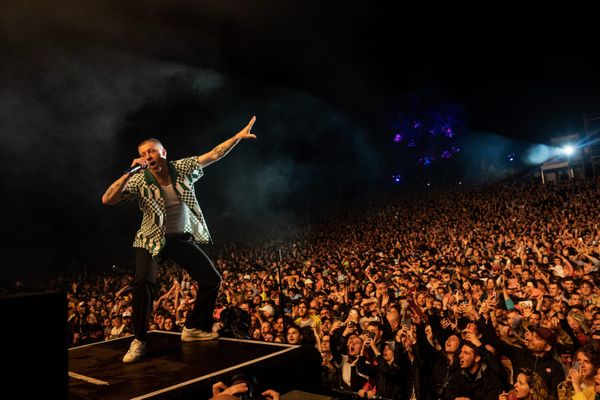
[
  {"xmin": 561, "ymin": 145, "xmax": 575, "ymax": 156},
  {"xmin": 525, "ymin": 142, "xmax": 579, "ymax": 165}
]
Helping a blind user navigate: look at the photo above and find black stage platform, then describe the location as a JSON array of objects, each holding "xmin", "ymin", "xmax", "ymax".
[{"xmin": 69, "ymin": 331, "xmax": 300, "ymax": 400}]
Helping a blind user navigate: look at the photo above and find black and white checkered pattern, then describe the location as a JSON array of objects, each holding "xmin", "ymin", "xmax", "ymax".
[{"xmin": 122, "ymin": 156, "xmax": 211, "ymax": 256}]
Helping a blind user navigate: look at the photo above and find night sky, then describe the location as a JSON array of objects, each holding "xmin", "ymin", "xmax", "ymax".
[{"xmin": 1, "ymin": 1, "xmax": 598, "ymax": 277}]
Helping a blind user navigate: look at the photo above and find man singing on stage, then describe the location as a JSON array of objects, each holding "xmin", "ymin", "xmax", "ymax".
[{"xmin": 102, "ymin": 116, "xmax": 257, "ymax": 363}]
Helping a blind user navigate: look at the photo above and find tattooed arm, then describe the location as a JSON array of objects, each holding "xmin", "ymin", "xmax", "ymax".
[
  {"xmin": 101, "ymin": 172, "xmax": 135, "ymax": 205},
  {"xmin": 197, "ymin": 116, "xmax": 256, "ymax": 168}
]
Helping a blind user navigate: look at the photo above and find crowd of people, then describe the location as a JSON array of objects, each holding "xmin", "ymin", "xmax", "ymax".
[{"xmin": 11, "ymin": 177, "xmax": 600, "ymax": 399}]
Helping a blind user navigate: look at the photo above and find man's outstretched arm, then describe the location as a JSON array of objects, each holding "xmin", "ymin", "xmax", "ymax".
[{"xmin": 197, "ymin": 116, "xmax": 256, "ymax": 168}]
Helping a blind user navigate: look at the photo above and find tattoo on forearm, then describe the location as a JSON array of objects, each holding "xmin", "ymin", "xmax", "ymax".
[
  {"xmin": 213, "ymin": 137, "xmax": 241, "ymax": 159},
  {"xmin": 213, "ymin": 144, "xmax": 228, "ymax": 158},
  {"xmin": 105, "ymin": 187, "xmax": 115, "ymax": 198},
  {"xmin": 105, "ymin": 182, "xmax": 120, "ymax": 199}
]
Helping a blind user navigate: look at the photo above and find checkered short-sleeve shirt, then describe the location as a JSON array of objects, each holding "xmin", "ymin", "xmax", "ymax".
[{"xmin": 122, "ymin": 156, "xmax": 211, "ymax": 256}]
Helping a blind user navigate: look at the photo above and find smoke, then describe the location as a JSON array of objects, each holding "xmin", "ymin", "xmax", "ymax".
[
  {"xmin": 523, "ymin": 144, "xmax": 561, "ymax": 165},
  {"xmin": 230, "ymin": 95, "xmax": 375, "ymax": 207},
  {"xmin": 458, "ymin": 131, "xmax": 534, "ymax": 183}
]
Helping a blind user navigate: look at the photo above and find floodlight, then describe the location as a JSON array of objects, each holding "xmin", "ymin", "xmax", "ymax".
[{"xmin": 561, "ymin": 145, "xmax": 575, "ymax": 156}]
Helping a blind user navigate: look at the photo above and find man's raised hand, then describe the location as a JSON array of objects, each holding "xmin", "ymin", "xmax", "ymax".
[{"xmin": 236, "ymin": 115, "xmax": 257, "ymax": 140}]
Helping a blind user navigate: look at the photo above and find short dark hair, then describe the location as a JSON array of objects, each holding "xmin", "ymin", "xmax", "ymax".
[
  {"xmin": 286, "ymin": 323, "xmax": 303, "ymax": 335},
  {"xmin": 461, "ymin": 341, "xmax": 481, "ymax": 356}
]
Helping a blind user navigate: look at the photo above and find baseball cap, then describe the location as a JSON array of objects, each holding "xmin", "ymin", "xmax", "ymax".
[
  {"xmin": 259, "ymin": 304, "xmax": 275, "ymax": 316},
  {"xmin": 527, "ymin": 325, "xmax": 557, "ymax": 347},
  {"xmin": 122, "ymin": 311, "xmax": 132, "ymax": 318}
]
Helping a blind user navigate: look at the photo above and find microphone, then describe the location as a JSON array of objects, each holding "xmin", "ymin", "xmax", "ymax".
[{"xmin": 124, "ymin": 164, "xmax": 147, "ymax": 175}]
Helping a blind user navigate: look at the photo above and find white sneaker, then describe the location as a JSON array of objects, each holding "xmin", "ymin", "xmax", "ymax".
[
  {"xmin": 122, "ymin": 338, "xmax": 146, "ymax": 363},
  {"xmin": 181, "ymin": 327, "xmax": 219, "ymax": 342}
]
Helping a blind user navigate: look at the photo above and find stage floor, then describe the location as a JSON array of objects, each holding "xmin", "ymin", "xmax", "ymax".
[{"xmin": 68, "ymin": 331, "xmax": 298, "ymax": 400}]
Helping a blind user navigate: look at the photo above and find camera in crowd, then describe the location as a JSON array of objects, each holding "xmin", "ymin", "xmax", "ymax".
[{"xmin": 229, "ymin": 373, "xmax": 264, "ymax": 400}]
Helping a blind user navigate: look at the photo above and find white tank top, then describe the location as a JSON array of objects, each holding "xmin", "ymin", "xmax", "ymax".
[{"xmin": 161, "ymin": 184, "xmax": 188, "ymax": 234}]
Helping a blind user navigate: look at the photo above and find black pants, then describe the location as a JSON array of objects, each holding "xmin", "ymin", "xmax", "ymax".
[{"xmin": 132, "ymin": 233, "xmax": 222, "ymax": 341}]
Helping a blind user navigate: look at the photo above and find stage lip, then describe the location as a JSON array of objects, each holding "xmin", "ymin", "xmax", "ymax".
[{"xmin": 68, "ymin": 330, "xmax": 297, "ymax": 350}]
